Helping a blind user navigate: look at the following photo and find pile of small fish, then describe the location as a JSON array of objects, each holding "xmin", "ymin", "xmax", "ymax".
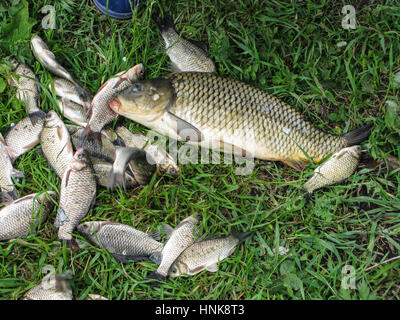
[{"xmin": 0, "ymin": 12, "xmax": 373, "ymax": 300}]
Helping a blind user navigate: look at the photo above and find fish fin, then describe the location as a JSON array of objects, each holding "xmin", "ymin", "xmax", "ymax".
[
  {"xmin": 35, "ymin": 148, "xmax": 45, "ymax": 157},
  {"xmin": 187, "ymin": 39, "xmax": 209, "ymax": 54},
  {"xmin": 190, "ymin": 265, "xmax": 207, "ymax": 274},
  {"xmin": 344, "ymin": 123, "xmax": 373, "ymax": 146},
  {"xmin": 61, "ymin": 238, "xmax": 80, "ymax": 249},
  {"xmin": 148, "ymin": 230, "xmax": 161, "ymax": 241},
  {"xmin": 153, "ymin": 11, "xmax": 175, "ymax": 33},
  {"xmin": 166, "ymin": 112, "xmax": 203, "ymax": 142},
  {"xmin": 205, "ymin": 263, "xmax": 219, "ymax": 273},
  {"xmin": 170, "ymin": 62, "xmax": 182, "ymax": 73},
  {"xmin": 110, "ymin": 253, "xmax": 136, "ymax": 264},
  {"xmin": 161, "ymin": 224, "xmax": 174, "ymax": 239},
  {"xmin": 149, "ymin": 252, "xmax": 162, "ymax": 265},
  {"xmin": 281, "ymin": 158, "xmax": 309, "ymax": 171},
  {"xmin": 147, "ymin": 271, "xmax": 167, "ymax": 282},
  {"xmin": 10, "ymin": 168, "xmax": 24, "ymax": 179},
  {"xmin": 28, "ymin": 110, "xmax": 46, "ymax": 126},
  {"xmin": 231, "ymin": 228, "xmax": 253, "ymax": 244},
  {"xmin": 79, "ymin": 124, "xmax": 103, "ymax": 154}
]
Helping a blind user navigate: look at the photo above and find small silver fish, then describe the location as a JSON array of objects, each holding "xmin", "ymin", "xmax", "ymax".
[
  {"xmin": 115, "ymin": 126, "xmax": 179, "ymax": 176},
  {"xmin": 77, "ymin": 221, "xmax": 163, "ymax": 264},
  {"xmin": 23, "ymin": 273, "xmax": 73, "ymax": 300},
  {"xmin": 4, "ymin": 114, "xmax": 46, "ymax": 163},
  {"xmin": 79, "ymin": 64, "xmax": 144, "ymax": 154},
  {"xmin": 6, "ymin": 57, "xmax": 41, "ymax": 116},
  {"xmin": 31, "ymin": 35, "xmax": 91, "ymax": 109},
  {"xmin": 154, "ymin": 13, "xmax": 216, "ymax": 73},
  {"xmin": 0, "ymin": 192, "xmax": 56, "ymax": 241},
  {"xmin": 56, "ymin": 98, "xmax": 89, "ymax": 127},
  {"xmin": 303, "ymin": 145, "xmax": 362, "ymax": 194},
  {"xmin": 54, "ymin": 148, "xmax": 96, "ymax": 248},
  {"xmin": 169, "ymin": 229, "xmax": 252, "ymax": 277},
  {"xmin": 106, "ymin": 147, "xmax": 156, "ymax": 190},
  {"xmin": 40, "ymin": 111, "xmax": 74, "ymax": 178},
  {"xmin": 150, "ymin": 214, "xmax": 199, "ymax": 280},
  {"xmin": 51, "ymin": 78, "xmax": 92, "ymax": 112},
  {"xmin": 91, "ymin": 158, "xmax": 138, "ymax": 189},
  {"xmin": 0, "ymin": 133, "xmax": 23, "ymax": 202}
]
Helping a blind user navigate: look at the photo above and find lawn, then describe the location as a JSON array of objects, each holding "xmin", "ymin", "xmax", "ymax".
[{"xmin": 0, "ymin": 0, "xmax": 399, "ymax": 300}]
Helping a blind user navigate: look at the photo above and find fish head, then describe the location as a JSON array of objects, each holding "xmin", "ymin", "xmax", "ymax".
[
  {"xmin": 164, "ymin": 164, "xmax": 180, "ymax": 177},
  {"xmin": 168, "ymin": 260, "xmax": 187, "ymax": 278},
  {"xmin": 71, "ymin": 148, "xmax": 90, "ymax": 170},
  {"xmin": 77, "ymin": 221, "xmax": 101, "ymax": 237},
  {"xmin": 110, "ymin": 79, "xmax": 174, "ymax": 122},
  {"xmin": 44, "ymin": 110, "xmax": 61, "ymax": 127}
]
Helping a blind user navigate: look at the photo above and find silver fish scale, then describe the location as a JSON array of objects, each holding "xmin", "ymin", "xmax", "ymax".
[
  {"xmin": 0, "ymin": 138, "xmax": 16, "ymax": 194},
  {"xmin": 156, "ymin": 217, "xmax": 198, "ymax": 277},
  {"xmin": 0, "ymin": 193, "xmax": 55, "ymax": 240},
  {"xmin": 166, "ymin": 73, "xmax": 346, "ymax": 165},
  {"xmin": 5, "ymin": 116, "xmax": 45, "ymax": 162},
  {"xmin": 23, "ymin": 278, "xmax": 72, "ymax": 300},
  {"xmin": 93, "ymin": 223, "xmax": 163, "ymax": 257},
  {"xmin": 172, "ymin": 235, "xmax": 239, "ymax": 276},
  {"xmin": 57, "ymin": 163, "xmax": 96, "ymax": 241}
]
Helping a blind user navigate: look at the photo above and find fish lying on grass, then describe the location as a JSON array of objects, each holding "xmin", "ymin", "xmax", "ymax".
[
  {"xmin": 54, "ymin": 148, "xmax": 96, "ymax": 248},
  {"xmin": 31, "ymin": 35, "xmax": 91, "ymax": 109},
  {"xmin": 91, "ymin": 158, "xmax": 138, "ymax": 189},
  {"xmin": 67, "ymin": 124, "xmax": 116, "ymax": 162},
  {"xmin": 169, "ymin": 229, "xmax": 252, "ymax": 277},
  {"xmin": 77, "ymin": 221, "xmax": 163, "ymax": 264},
  {"xmin": 6, "ymin": 57, "xmax": 42, "ymax": 119},
  {"xmin": 23, "ymin": 273, "xmax": 73, "ymax": 300},
  {"xmin": 106, "ymin": 147, "xmax": 156, "ymax": 190},
  {"xmin": 56, "ymin": 98, "xmax": 89, "ymax": 127},
  {"xmin": 153, "ymin": 13, "xmax": 215, "ymax": 73},
  {"xmin": 115, "ymin": 126, "xmax": 179, "ymax": 176},
  {"xmin": 149, "ymin": 214, "xmax": 199, "ymax": 281},
  {"xmin": 50, "ymin": 77, "xmax": 92, "ymax": 113},
  {"xmin": 80, "ymin": 64, "xmax": 144, "ymax": 154},
  {"xmin": 0, "ymin": 192, "xmax": 56, "ymax": 241},
  {"xmin": 40, "ymin": 111, "xmax": 74, "ymax": 178},
  {"xmin": 110, "ymin": 72, "xmax": 373, "ymax": 171},
  {"xmin": 4, "ymin": 113, "xmax": 46, "ymax": 163},
  {"xmin": 0, "ymin": 133, "xmax": 23, "ymax": 202},
  {"xmin": 303, "ymin": 145, "xmax": 362, "ymax": 194}
]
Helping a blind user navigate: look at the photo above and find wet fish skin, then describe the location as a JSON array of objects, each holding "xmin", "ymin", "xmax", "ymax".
[
  {"xmin": 77, "ymin": 221, "xmax": 163, "ymax": 264},
  {"xmin": 303, "ymin": 145, "xmax": 362, "ymax": 194},
  {"xmin": 31, "ymin": 35, "xmax": 91, "ymax": 109},
  {"xmin": 23, "ymin": 274, "xmax": 73, "ymax": 300},
  {"xmin": 154, "ymin": 13, "xmax": 216, "ymax": 73},
  {"xmin": 91, "ymin": 158, "xmax": 138, "ymax": 189},
  {"xmin": 168, "ymin": 229, "xmax": 252, "ymax": 277},
  {"xmin": 150, "ymin": 214, "xmax": 199, "ymax": 280},
  {"xmin": 115, "ymin": 126, "xmax": 179, "ymax": 176},
  {"xmin": 111, "ymin": 72, "xmax": 372, "ymax": 171},
  {"xmin": 0, "ymin": 192, "xmax": 56, "ymax": 241},
  {"xmin": 80, "ymin": 64, "xmax": 144, "ymax": 154},
  {"xmin": 106, "ymin": 147, "xmax": 156, "ymax": 190},
  {"xmin": 4, "ymin": 113, "xmax": 46, "ymax": 163},
  {"xmin": 67, "ymin": 124, "xmax": 116, "ymax": 162},
  {"xmin": 40, "ymin": 111, "xmax": 74, "ymax": 178},
  {"xmin": 51, "ymin": 77, "xmax": 92, "ymax": 113},
  {"xmin": 0, "ymin": 133, "xmax": 23, "ymax": 202},
  {"xmin": 55, "ymin": 148, "xmax": 96, "ymax": 248},
  {"xmin": 6, "ymin": 57, "xmax": 41, "ymax": 116},
  {"xmin": 56, "ymin": 98, "xmax": 88, "ymax": 127}
]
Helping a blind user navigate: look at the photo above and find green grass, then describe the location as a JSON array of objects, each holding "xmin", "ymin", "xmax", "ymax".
[{"xmin": 1, "ymin": 0, "xmax": 400, "ymax": 300}]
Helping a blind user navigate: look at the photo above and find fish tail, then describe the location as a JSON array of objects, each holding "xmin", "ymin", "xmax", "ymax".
[
  {"xmin": 153, "ymin": 11, "xmax": 175, "ymax": 32},
  {"xmin": 0, "ymin": 190, "xmax": 18, "ymax": 205},
  {"xmin": 105, "ymin": 167, "xmax": 126, "ymax": 191},
  {"xmin": 58, "ymin": 237, "xmax": 80, "ymax": 249},
  {"xmin": 29, "ymin": 110, "xmax": 46, "ymax": 126},
  {"xmin": 231, "ymin": 228, "xmax": 253, "ymax": 243},
  {"xmin": 344, "ymin": 123, "xmax": 373, "ymax": 146},
  {"xmin": 147, "ymin": 271, "xmax": 167, "ymax": 285},
  {"xmin": 79, "ymin": 124, "xmax": 103, "ymax": 154}
]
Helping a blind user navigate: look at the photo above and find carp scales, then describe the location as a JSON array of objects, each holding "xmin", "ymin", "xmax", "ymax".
[{"xmin": 110, "ymin": 72, "xmax": 373, "ymax": 171}]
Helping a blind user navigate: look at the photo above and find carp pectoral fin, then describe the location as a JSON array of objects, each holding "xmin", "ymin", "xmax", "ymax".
[
  {"xmin": 166, "ymin": 112, "xmax": 203, "ymax": 142},
  {"xmin": 206, "ymin": 263, "xmax": 219, "ymax": 273},
  {"xmin": 149, "ymin": 252, "xmax": 162, "ymax": 265},
  {"xmin": 189, "ymin": 265, "xmax": 207, "ymax": 275},
  {"xmin": 282, "ymin": 159, "xmax": 309, "ymax": 171},
  {"xmin": 148, "ymin": 230, "xmax": 161, "ymax": 241}
]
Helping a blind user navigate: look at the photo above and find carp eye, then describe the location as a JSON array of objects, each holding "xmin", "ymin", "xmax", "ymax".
[
  {"xmin": 171, "ymin": 267, "xmax": 177, "ymax": 273},
  {"xmin": 131, "ymin": 83, "xmax": 141, "ymax": 92}
]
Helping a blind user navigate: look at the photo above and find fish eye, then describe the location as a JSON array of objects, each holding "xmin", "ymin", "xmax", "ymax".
[{"xmin": 131, "ymin": 83, "xmax": 141, "ymax": 92}]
